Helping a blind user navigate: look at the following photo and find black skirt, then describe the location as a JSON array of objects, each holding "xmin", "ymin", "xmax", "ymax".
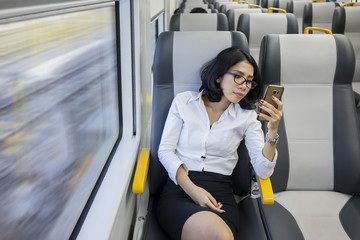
[{"xmin": 157, "ymin": 171, "xmax": 240, "ymax": 240}]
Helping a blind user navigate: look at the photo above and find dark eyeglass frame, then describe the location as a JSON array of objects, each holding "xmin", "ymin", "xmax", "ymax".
[{"xmin": 226, "ymin": 72, "xmax": 258, "ymax": 89}]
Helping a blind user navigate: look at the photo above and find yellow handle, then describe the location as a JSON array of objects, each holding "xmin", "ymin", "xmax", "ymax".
[
  {"xmin": 237, "ymin": 0, "xmax": 250, "ymax": 4},
  {"xmin": 309, "ymin": 0, "xmax": 321, "ymax": 3},
  {"xmin": 132, "ymin": 149, "xmax": 151, "ymax": 193},
  {"xmin": 304, "ymin": 27, "xmax": 332, "ymax": 34},
  {"xmin": 257, "ymin": 176, "xmax": 274, "ymax": 204},
  {"xmin": 248, "ymin": 4, "xmax": 262, "ymax": 8},
  {"xmin": 341, "ymin": 2, "xmax": 355, "ymax": 7},
  {"xmin": 268, "ymin": 7, "xmax": 287, "ymax": 13}
]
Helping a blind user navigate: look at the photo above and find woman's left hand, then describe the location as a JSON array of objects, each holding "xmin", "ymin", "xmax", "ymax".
[{"xmin": 258, "ymin": 96, "xmax": 283, "ymax": 133}]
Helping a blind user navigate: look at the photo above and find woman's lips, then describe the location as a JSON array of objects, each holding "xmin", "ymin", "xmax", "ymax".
[{"xmin": 234, "ymin": 92, "xmax": 244, "ymax": 98}]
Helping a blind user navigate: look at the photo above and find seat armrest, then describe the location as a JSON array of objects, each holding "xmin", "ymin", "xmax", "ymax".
[
  {"xmin": 256, "ymin": 176, "xmax": 274, "ymax": 204},
  {"xmin": 132, "ymin": 149, "xmax": 150, "ymax": 193}
]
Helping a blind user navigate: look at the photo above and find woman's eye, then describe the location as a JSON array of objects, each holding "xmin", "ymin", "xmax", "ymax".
[{"xmin": 235, "ymin": 75, "xmax": 242, "ymax": 79}]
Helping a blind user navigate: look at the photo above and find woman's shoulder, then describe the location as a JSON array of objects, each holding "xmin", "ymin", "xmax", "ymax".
[{"xmin": 174, "ymin": 91, "xmax": 199, "ymax": 102}]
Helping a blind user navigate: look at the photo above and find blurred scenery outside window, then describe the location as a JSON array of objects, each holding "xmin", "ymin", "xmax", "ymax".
[{"xmin": 0, "ymin": 5, "xmax": 119, "ymax": 239}]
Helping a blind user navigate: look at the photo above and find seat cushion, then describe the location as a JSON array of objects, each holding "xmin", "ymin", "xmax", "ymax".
[{"xmin": 261, "ymin": 191, "xmax": 356, "ymax": 240}]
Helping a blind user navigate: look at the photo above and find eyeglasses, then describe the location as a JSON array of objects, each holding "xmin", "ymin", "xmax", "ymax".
[{"xmin": 226, "ymin": 72, "xmax": 258, "ymax": 89}]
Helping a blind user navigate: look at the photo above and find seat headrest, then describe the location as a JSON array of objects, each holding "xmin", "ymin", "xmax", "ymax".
[
  {"xmin": 237, "ymin": 13, "xmax": 298, "ymax": 44},
  {"xmin": 153, "ymin": 31, "xmax": 249, "ymax": 95},
  {"xmin": 169, "ymin": 13, "xmax": 229, "ymax": 31},
  {"xmin": 259, "ymin": 34, "xmax": 355, "ymax": 85}
]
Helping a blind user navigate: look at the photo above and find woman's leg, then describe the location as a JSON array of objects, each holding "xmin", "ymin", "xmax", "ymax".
[{"xmin": 181, "ymin": 211, "xmax": 234, "ymax": 240}]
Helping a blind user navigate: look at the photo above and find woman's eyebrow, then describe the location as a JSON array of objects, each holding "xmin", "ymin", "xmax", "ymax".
[{"xmin": 233, "ymin": 70, "xmax": 254, "ymax": 79}]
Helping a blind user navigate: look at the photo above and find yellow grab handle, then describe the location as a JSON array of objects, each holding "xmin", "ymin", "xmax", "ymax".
[
  {"xmin": 309, "ymin": 0, "xmax": 321, "ymax": 3},
  {"xmin": 304, "ymin": 27, "xmax": 332, "ymax": 34},
  {"xmin": 132, "ymin": 149, "xmax": 150, "ymax": 193},
  {"xmin": 341, "ymin": 2, "xmax": 355, "ymax": 7},
  {"xmin": 248, "ymin": 4, "xmax": 262, "ymax": 8},
  {"xmin": 257, "ymin": 176, "xmax": 274, "ymax": 204},
  {"xmin": 237, "ymin": 0, "xmax": 250, "ymax": 4},
  {"xmin": 268, "ymin": 7, "xmax": 287, "ymax": 13}
]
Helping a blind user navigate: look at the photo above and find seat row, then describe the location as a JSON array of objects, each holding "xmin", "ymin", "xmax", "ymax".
[
  {"xmin": 134, "ymin": 29, "xmax": 360, "ymax": 240},
  {"xmin": 169, "ymin": 6, "xmax": 360, "ymax": 105}
]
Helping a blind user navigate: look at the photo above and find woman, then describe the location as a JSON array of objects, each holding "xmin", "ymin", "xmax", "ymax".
[{"xmin": 157, "ymin": 48, "xmax": 283, "ymax": 240}]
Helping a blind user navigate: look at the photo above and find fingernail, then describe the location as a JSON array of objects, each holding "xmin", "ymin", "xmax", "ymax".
[
  {"xmin": 257, "ymin": 112, "xmax": 260, "ymax": 115},
  {"xmin": 260, "ymin": 100, "xmax": 264, "ymax": 103},
  {"xmin": 258, "ymin": 104, "xmax": 262, "ymax": 107},
  {"xmin": 271, "ymin": 95, "xmax": 275, "ymax": 99}
]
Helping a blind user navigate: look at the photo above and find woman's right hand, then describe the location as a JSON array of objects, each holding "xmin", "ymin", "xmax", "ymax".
[
  {"xmin": 188, "ymin": 185, "xmax": 225, "ymax": 213},
  {"xmin": 176, "ymin": 165, "xmax": 225, "ymax": 213}
]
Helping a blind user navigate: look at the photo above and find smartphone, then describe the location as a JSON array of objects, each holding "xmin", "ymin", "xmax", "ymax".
[{"xmin": 257, "ymin": 85, "xmax": 284, "ymax": 121}]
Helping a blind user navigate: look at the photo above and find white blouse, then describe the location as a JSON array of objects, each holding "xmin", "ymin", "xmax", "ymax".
[{"xmin": 158, "ymin": 91, "xmax": 277, "ymax": 185}]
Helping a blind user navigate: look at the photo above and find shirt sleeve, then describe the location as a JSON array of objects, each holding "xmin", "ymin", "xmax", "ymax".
[
  {"xmin": 244, "ymin": 111, "xmax": 277, "ymax": 179},
  {"xmin": 158, "ymin": 96, "xmax": 185, "ymax": 185}
]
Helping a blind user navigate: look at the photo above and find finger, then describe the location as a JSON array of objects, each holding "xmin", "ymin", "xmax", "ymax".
[
  {"xmin": 206, "ymin": 202, "xmax": 225, "ymax": 213},
  {"xmin": 270, "ymin": 96, "xmax": 283, "ymax": 110},
  {"xmin": 259, "ymin": 105, "xmax": 278, "ymax": 119},
  {"xmin": 208, "ymin": 194, "xmax": 220, "ymax": 208},
  {"xmin": 272, "ymin": 96, "xmax": 283, "ymax": 111},
  {"xmin": 259, "ymin": 102, "xmax": 282, "ymax": 120},
  {"xmin": 257, "ymin": 111, "xmax": 271, "ymax": 122}
]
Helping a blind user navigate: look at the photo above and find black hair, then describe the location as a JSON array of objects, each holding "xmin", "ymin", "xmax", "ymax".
[
  {"xmin": 190, "ymin": 7, "xmax": 208, "ymax": 13},
  {"xmin": 199, "ymin": 47, "xmax": 263, "ymax": 110}
]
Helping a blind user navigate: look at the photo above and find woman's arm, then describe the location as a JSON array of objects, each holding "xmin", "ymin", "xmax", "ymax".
[{"xmin": 257, "ymin": 96, "xmax": 283, "ymax": 161}]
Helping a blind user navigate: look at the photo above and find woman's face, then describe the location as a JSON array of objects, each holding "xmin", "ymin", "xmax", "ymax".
[{"xmin": 218, "ymin": 60, "xmax": 255, "ymax": 104}]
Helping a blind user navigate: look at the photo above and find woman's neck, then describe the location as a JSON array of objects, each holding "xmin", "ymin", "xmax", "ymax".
[{"xmin": 202, "ymin": 95, "xmax": 231, "ymax": 113}]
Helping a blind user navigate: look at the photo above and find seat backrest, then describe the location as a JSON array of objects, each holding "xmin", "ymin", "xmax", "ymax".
[
  {"xmin": 151, "ymin": 31, "xmax": 249, "ymax": 195},
  {"xmin": 259, "ymin": 34, "xmax": 360, "ymax": 194},
  {"xmin": 237, "ymin": 13, "xmax": 298, "ymax": 63},
  {"xmin": 303, "ymin": 2, "xmax": 339, "ymax": 33},
  {"xmin": 287, "ymin": 0, "xmax": 309, "ymax": 32},
  {"xmin": 227, "ymin": 8, "xmax": 265, "ymax": 31},
  {"xmin": 332, "ymin": 7, "xmax": 360, "ymax": 94},
  {"xmin": 169, "ymin": 13, "xmax": 229, "ymax": 31},
  {"xmin": 180, "ymin": 2, "xmax": 211, "ymax": 9},
  {"xmin": 219, "ymin": 2, "xmax": 248, "ymax": 13},
  {"xmin": 215, "ymin": 0, "xmax": 235, "ymax": 10},
  {"xmin": 276, "ymin": 0, "xmax": 290, "ymax": 11}
]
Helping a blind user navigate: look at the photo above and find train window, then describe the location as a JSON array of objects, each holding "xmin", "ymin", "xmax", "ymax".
[
  {"xmin": 119, "ymin": 0, "xmax": 135, "ymax": 135},
  {"xmin": 151, "ymin": 12, "xmax": 165, "ymax": 67},
  {"xmin": 0, "ymin": 3, "xmax": 120, "ymax": 240}
]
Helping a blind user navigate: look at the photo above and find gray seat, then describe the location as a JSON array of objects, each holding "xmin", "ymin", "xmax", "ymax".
[
  {"xmin": 253, "ymin": 33, "xmax": 360, "ymax": 240},
  {"xmin": 169, "ymin": 13, "xmax": 229, "ymax": 31},
  {"xmin": 237, "ymin": 12, "xmax": 298, "ymax": 63},
  {"xmin": 303, "ymin": 2, "xmax": 340, "ymax": 33},
  {"xmin": 332, "ymin": 6, "xmax": 360, "ymax": 95},
  {"xmin": 286, "ymin": 0, "xmax": 309, "ymax": 32},
  {"xmin": 143, "ymin": 31, "xmax": 263, "ymax": 240},
  {"xmin": 219, "ymin": 2, "xmax": 249, "ymax": 13},
  {"xmin": 226, "ymin": 8, "xmax": 266, "ymax": 31}
]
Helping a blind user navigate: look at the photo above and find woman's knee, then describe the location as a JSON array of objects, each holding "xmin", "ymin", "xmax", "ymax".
[{"xmin": 181, "ymin": 211, "xmax": 234, "ymax": 240}]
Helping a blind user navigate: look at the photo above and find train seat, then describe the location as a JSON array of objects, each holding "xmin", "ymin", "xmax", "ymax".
[
  {"xmin": 227, "ymin": 8, "xmax": 266, "ymax": 31},
  {"xmin": 237, "ymin": 12, "xmax": 298, "ymax": 63},
  {"xmin": 303, "ymin": 2, "xmax": 340, "ymax": 33},
  {"xmin": 253, "ymin": 33, "xmax": 360, "ymax": 239},
  {"xmin": 277, "ymin": 0, "xmax": 290, "ymax": 11},
  {"xmin": 169, "ymin": 13, "xmax": 229, "ymax": 31},
  {"xmin": 332, "ymin": 6, "xmax": 360, "ymax": 97},
  {"xmin": 286, "ymin": 0, "xmax": 309, "ymax": 33},
  {"xmin": 219, "ymin": 2, "xmax": 249, "ymax": 14},
  {"xmin": 262, "ymin": 0, "xmax": 276, "ymax": 8},
  {"xmin": 135, "ymin": 30, "xmax": 271, "ymax": 240}
]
